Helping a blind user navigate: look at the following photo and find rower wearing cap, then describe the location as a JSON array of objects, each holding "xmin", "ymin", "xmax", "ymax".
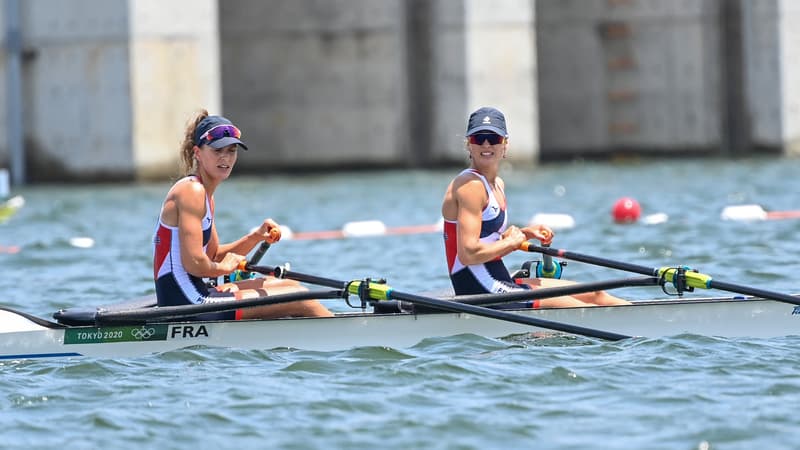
[
  {"xmin": 441, "ymin": 106, "xmax": 629, "ymax": 307},
  {"xmin": 153, "ymin": 110, "xmax": 333, "ymax": 320}
]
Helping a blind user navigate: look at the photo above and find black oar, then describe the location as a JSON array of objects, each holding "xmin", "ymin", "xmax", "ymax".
[
  {"xmin": 245, "ymin": 263, "xmax": 631, "ymax": 341},
  {"xmin": 452, "ymin": 276, "xmax": 657, "ymax": 307},
  {"xmin": 520, "ymin": 241, "xmax": 800, "ymax": 306},
  {"xmin": 249, "ymin": 241, "xmax": 272, "ymax": 265},
  {"xmin": 95, "ymin": 289, "xmax": 343, "ymax": 325},
  {"xmin": 226, "ymin": 231, "xmax": 276, "ymax": 281}
]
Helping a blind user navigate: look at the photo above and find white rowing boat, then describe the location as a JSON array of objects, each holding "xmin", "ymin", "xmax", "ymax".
[
  {"xmin": 1, "ymin": 295, "xmax": 798, "ymax": 361},
  {"xmin": 4, "ymin": 243, "xmax": 799, "ymax": 361}
]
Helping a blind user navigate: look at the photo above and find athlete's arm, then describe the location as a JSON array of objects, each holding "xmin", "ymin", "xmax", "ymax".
[
  {"xmin": 454, "ymin": 178, "xmax": 524, "ymax": 265},
  {"xmin": 176, "ymin": 182, "xmax": 241, "ymax": 277}
]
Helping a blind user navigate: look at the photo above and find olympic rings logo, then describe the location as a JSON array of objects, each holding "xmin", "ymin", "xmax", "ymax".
[{"xmin": 131, "ymin": 326, "xmax": 156, "ymax": 340}]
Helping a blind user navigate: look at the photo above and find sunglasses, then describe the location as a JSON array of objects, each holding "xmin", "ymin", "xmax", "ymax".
[
  {"xmin": 467, "ymin": 133, "xmax": 505, "ymax": 145},
  {"xmin": 198, "ymin": 124, "xmax": 242, "ymax": 145}
]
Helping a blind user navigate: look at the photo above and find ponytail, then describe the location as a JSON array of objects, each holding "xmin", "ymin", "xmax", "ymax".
[{"xmin": 180, "ymin": 109, "xmax": 209, "ymax": 175}]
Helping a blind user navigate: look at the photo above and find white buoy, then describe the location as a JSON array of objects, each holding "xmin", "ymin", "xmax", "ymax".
[
  {"xmin": 720, "ymin": 204, "xmax": 767, "ymax": 221},
  {"xmin": 69, "ymin": 237, "xmax": 95, "ymax": 248},
  {"xmin": 279, "ymin": 225, "xmax": 294, "ymax": 240},
  {"xmin": 341, "ymin": 220, "xmax": 387, "ymax": 238},
  {"xmin": 642, "ymin": 212, "xmax": 669, "ymax": 225},
  {"xmin": 528, "ymin": 213, "xmax": 576, "ymax": 230},
  {"xmin": 3, "ymin": 195, "xmax": 24, "ymax": 209}
]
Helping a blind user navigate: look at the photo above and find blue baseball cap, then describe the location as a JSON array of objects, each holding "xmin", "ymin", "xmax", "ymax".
[
  {"xmin": 465, "ymin": 107, "xmax": 508, "ymax": 137},
  {"xmin": 194, "ymin": 115, "xmax": 248, "ymax": 150}
]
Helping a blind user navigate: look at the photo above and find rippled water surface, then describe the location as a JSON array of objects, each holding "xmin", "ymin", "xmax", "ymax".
[{"xmin": 2, "ymin": 158, "xmax": 800, "ymax": 449}]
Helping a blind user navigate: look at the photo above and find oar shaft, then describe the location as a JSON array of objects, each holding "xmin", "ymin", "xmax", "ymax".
[
  {"xmin": 249, "ymin": 242, "xmax": 271, "ymax": 265},
  {"xmin": 521, "ymin": 243, "xmax": 656, "ymax": 276},
  {"xmin": 522, "ymin": 241, "xmax": 800, "ymax": 307},
  {"xmin": 389, "ymin": 290, "xmax": 630, "ymax": 341},
  {"xmin": 542, "ymin": 246, "xmax": 554, "ymax": 272},
  {"xmin": 244, "ymin": 263, "xmax": 631, "ymax": 341},
  {"xmin": 246, "ymin": 264, "xmax": 346, "ymax": 290},
  {"xmin": 453, "ymin": 277, "xmax": 658, "ymax": 306},
  {"xmin": 709, "ymin": 280, "xmax": 800, "ymax": 305},
  {"xmin": 95, "ymin": 289, "xmax": 343, "ymax": 325},
  {"xmin": 248, "ymin": 228, "xmax": 280, "ymax": 265}
]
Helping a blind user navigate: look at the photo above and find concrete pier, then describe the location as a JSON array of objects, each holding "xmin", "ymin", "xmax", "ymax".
[
  {"xmin": 0, "ymin": 0, "xmax": 798, "ymax": 182},
  {"xmin": 0, "ymin": 0, "xmax": 219, "ymax": 181}
]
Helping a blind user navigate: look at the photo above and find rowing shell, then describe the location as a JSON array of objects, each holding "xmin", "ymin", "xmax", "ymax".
[{"xmin": 1, "ymin": 296, "xmax": 798, "ymax": 361}]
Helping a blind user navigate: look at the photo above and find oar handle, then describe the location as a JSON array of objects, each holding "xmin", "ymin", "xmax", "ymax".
[
  {"xmin": 229, "ymin": 228, "xmax": 282, "ymax": 282},
  {"xmin": 539, "ymin": 231, "xmax": 554, "ymax": 270},
  {"xmin": 248, "ymin": 228, "xmax": 281, "ymax": 265},
  {"xmin": 521, "ymin": 233, "xmax": 562, "ymax": 279},
  {"xmin": 249, "ymin": 242, "xmax": 271, "ymax": 265},
  {"xmin": 541, "ymin": 243, "xmax": 555, "ymax": 272}
]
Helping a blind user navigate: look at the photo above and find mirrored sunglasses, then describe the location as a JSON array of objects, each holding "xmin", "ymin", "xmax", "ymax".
[
  {"xmin": 199, "ymin": 125, "xmax": 242, "ymax": 145},
  {"xmin": 467, "ymin": 133, "xmax": 505, "ymax": 145}
]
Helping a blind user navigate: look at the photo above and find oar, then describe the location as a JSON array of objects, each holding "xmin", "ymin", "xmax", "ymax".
[
  {"xmin": 225, "ymin": 229, "xmax": 279, "ymax": 282},
  {"xmin": 95, "ymin": 289, "xmax": 344, "ymax": 325},
  {"xmin": 249, "ymin": 241, "xmax": 271, "ymax": 265},
  {"xmin": 452, "ymin": 276, "xmax": 657, "ymax": 307},
  {"xmin": 244, "ymin": 263, "xmax": 631, "ymax": 341},
  {"xmin": 520, "ymin": 241, "xmax": 800, "ymax": 306},
  {"xmin": 250, "ymin": 228, "xmax": 281, "ymax": 265}
]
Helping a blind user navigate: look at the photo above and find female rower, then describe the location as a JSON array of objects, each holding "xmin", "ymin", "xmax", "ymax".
[
  {"xmin": 441, "ymin": 106, "xmax": 629, "ymax": 307},
  {"xmin": 153, "ymin": 110, "xmax": 333, "ymax": 319}
]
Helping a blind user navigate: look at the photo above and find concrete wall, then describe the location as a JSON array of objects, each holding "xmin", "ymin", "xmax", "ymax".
[
  {"xmin": 0, "ymin": 4, "xmax": 8, "ymax": 170},
  {"xmin": 3, "ymin": 0, "xmax": 800, "ymax": 182},
  {"xmin": 21, "ymin": 0, "xmax": 134, "ymax": 180},
  {"xmin": 537, "ymin": 0, "xmax": 723, "ymax": 157},
  {"xmin": 743, "ymin": 0, "xmax": 800, "ymax": 156},
  {"xmin": 218, "ymin": 0, "xmax": 539, "ymax": 171},
  {"xmin": 129, "ymin": 0, "xmax": 221, "ymax": 179},
  {"xmin": 420, "ymin": 0, "xmax": 539, "ymax": 163},
  {"xmin": 218, "ymin": 0, "xmax": 411, "ymax": 170},
  {"xmin": 0, "ymin": 0, "xmax": 218, "ymax": 181},
  {"xmin": 777, "ymin": 1, "xmax": 800, "ymax": 156},
  {"xmin": 462, "ymin": 0, "xmax": 538, "ymax": 162}
]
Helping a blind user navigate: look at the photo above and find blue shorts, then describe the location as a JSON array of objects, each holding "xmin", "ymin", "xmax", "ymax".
[
  {"xmin": 156, "ymin": 274, "xmax": 238, "ymax": 321},
  {"xmin": 449, "ymin": 260, "xmax": 532, "ymax": 295}
]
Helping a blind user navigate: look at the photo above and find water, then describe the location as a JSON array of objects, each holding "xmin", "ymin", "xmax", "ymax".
[{"xmin": 1, "ymin": 157, "xmax": 800, "ymax": 449}]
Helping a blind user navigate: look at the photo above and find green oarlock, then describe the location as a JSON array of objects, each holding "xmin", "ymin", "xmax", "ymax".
[
  {"xmin": 657, "ymin": 267, "xmax": 713, "ymax": 289},
  {"xmin": 346, "ymin": 280, "xmax": 393, "ymax": 301}
]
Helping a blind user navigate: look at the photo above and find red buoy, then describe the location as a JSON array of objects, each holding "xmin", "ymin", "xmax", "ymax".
[{"xmin": 612, "ymin": 197, "xmax": 641, "ymax": 223}]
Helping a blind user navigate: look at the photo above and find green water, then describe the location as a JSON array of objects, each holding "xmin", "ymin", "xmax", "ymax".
[{"xmin": 1, "ymin": 158, "xmax": 800, "ymax": 449}]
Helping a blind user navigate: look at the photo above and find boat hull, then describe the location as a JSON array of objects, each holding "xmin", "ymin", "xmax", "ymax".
[{"xmin": 1, "ymin": 297, "xmax": 798, "ymax": 360}]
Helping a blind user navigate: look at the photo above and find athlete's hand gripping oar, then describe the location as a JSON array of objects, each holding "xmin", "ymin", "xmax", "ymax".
[
  {"xmin": 227, "ymin": 228, "xmax": 280, "ymax": 282},
  {"xmin": 243, "ymin": 263, "xmax": 631, "ymax": 341},
  {"xmin": 95, "ymin": 289, "xmax": 344, "ymax": 325},
  {"xmin": 520, "ymin": 241, "xmax": 800, "ymax": 306},
  {"xmin": 249, "ymin": 228, "xmax": 281, "ymax": 265}
]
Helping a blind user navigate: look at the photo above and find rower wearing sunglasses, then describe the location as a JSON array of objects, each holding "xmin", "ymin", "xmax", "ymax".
[
  {"xmin": 441, "ymin": 106, "xmax": 629, "ymax": 307},
  {"xmin": 153, "ymin": 111, "xmax": 333, "ymax": 320}
]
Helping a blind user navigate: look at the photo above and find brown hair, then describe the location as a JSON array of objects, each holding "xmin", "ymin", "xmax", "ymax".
[{"xmin": 180, "ymin": 109, "xmax": 209, "ymax": 175}]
